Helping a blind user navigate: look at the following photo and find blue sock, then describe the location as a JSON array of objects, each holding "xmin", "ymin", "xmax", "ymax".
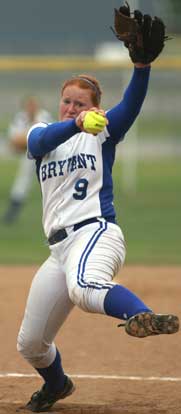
[
  {"xmin": 104, "ymin": 284, "xmax": 152, "ymax": 320},
  {"xmin": 36, "ymin": 348, "xmax": 66, "ymax": 393}
]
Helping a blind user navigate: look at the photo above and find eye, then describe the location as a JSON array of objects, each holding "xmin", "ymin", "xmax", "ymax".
[
  {"xmin": 75, "ymin": 101, "xmax": 86, "ymax": 108},
  {"xmin": 63, "ymin": 98, "xmax": 71, "ymax": 105}
]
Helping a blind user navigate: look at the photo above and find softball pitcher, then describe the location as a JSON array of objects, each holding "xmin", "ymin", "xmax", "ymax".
[{"xmin": 17, "ymin": 4, "xmax": 179, "ymax": 411}]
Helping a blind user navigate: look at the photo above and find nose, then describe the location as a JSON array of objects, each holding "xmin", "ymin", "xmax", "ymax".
[{"xmin": 67, "ymin": 102, "xmax": 76, "ymax": 114}]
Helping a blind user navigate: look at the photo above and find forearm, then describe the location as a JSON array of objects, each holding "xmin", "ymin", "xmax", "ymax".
[
  {"xmin": 28, "ymin": 120, "xmax": 81, "ymax": 157},
  {"xmin": 106, "ymin": 66, "xmax": 151, "ymax": 142}
]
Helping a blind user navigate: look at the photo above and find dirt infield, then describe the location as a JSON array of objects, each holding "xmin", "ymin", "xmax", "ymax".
[{"xmin": 0, "ymin": 265, "xmax": 181, "ymax": 414}]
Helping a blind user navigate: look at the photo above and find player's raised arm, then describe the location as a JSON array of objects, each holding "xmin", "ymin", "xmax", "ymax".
[
  {"xmin": 106, "ymin": 1, "xmax": 167, "ymax": 143},
  {"xmin": 106, "ymin": 65, "xmax": 150, "ymax": 143}
]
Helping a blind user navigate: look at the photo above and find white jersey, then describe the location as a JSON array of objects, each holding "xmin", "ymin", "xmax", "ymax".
[{"xmin": 28, "ymin": 124, "xmax": 115, "ymax": 238}]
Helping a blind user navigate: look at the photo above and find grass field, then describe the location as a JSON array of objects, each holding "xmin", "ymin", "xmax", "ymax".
[
  {"xmin": 0, "ymin": 157, "xmax": 180, "ymax": 265},
  {"xmin": 113, "ymin": 158, "xmax": 181, "ymax": 265}
]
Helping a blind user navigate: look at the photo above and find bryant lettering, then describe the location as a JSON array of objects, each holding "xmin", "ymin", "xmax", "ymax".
[{"xmin": 41, "ymin": 152, "xmax": 97, "ymax": 181}]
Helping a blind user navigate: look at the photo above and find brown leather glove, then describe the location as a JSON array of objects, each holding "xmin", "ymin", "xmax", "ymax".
[{"xmin": 111, "ymin": 1, "xmax": 167, "ymax": 64}]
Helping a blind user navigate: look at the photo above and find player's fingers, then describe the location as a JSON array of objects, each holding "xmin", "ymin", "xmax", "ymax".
[
  {"xmin": 89, "ymin": 107, "xmax": 106, "ymax": 117},
  {"xmin": 75, "ymin": 110, "xmax": 87, "ymax": 128},
  {"xmin": 134, "ymin": 10, "xmax": 143, "ymax": 27}
]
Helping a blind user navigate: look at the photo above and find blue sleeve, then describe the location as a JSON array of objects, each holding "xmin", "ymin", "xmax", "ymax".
[
  {"xmin": 106, "ymin": 66, "xmax": 151, "ymax": 143},
  {"xmin": 28, "ymin": 119, "xmax": 81, "ymax": 157}
]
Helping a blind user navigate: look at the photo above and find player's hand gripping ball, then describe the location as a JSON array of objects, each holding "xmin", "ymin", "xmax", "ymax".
[{"xmin": 83, "ymin": 111, "xmax": 108, "ymax": 135}]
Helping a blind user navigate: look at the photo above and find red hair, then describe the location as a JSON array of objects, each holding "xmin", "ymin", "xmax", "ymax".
[{"xmin": 61, "ymin": 74, "xmax": 102, "ymax": 106}]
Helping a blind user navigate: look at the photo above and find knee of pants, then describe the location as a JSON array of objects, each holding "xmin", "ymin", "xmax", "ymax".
[
  {"xmin": 17, "ymin": 329, "xmax": 49, "ymax": 363},
  {"xmin": 68, "ymin": 282, "xmax": 84, "ymax": 309},
  {"xmin": 68, "ymin": 280, "xmax": 108, "ymax": 314}
]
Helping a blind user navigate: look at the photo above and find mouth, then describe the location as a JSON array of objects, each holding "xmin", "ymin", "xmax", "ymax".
[{"xmin": 62, "ymin": 115, "xmax": 75, "ymax": 121}]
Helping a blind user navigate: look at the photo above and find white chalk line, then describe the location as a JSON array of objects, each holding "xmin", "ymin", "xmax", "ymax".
[{"xmin": 0, "ymin": 372, "xmax": 181, "ymax": 382}]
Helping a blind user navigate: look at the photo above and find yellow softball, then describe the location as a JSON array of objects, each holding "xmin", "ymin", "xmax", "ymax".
[{"xmin": 83, "ymin": 111, "xmax": 107, "ymax": 135}]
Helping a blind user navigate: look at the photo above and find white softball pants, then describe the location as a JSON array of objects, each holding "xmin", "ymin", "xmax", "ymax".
[{"xmin": 17, "ymin": 220, "xmax": 126, "ymax": 368}]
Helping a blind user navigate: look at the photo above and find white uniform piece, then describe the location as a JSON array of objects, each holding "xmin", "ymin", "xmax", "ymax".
[
  {"xmin": 28, "ymin": 124, "xmax": 120, "ymax": 237},
  {"xmin": 17, "ymin": 123, "xmax": 126, "ymax": 368},
  {"xmin": 9, "ymin": 110, "xmax": 52, "ymax": 201}
]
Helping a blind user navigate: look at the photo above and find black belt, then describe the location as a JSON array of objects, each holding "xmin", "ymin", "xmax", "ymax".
[{"xmin": 48, "ymin": 217, "xmax": 101, "ymax": 245}]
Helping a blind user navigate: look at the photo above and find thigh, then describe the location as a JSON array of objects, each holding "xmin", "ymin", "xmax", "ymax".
[
  {"xmin": 20, "ymin": 253, "xmax": 74, "ymax": 345},
  {"xmin": 66, "ymin": 221, "xmax": 126, "ymax": 288}
]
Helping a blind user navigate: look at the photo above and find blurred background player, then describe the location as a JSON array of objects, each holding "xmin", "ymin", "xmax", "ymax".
[{"xmin": 2, "ymin": 96, "xmax": 52, "ymax": 224}]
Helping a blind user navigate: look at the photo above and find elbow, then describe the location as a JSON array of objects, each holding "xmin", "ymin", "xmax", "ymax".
[
  {"xmin": 28, "ymin": 128, "xmax": 46, "ymax": 157},
  {"xmin": 28, "ymin": 136, "xmax": 40, "ymax": 157}
]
